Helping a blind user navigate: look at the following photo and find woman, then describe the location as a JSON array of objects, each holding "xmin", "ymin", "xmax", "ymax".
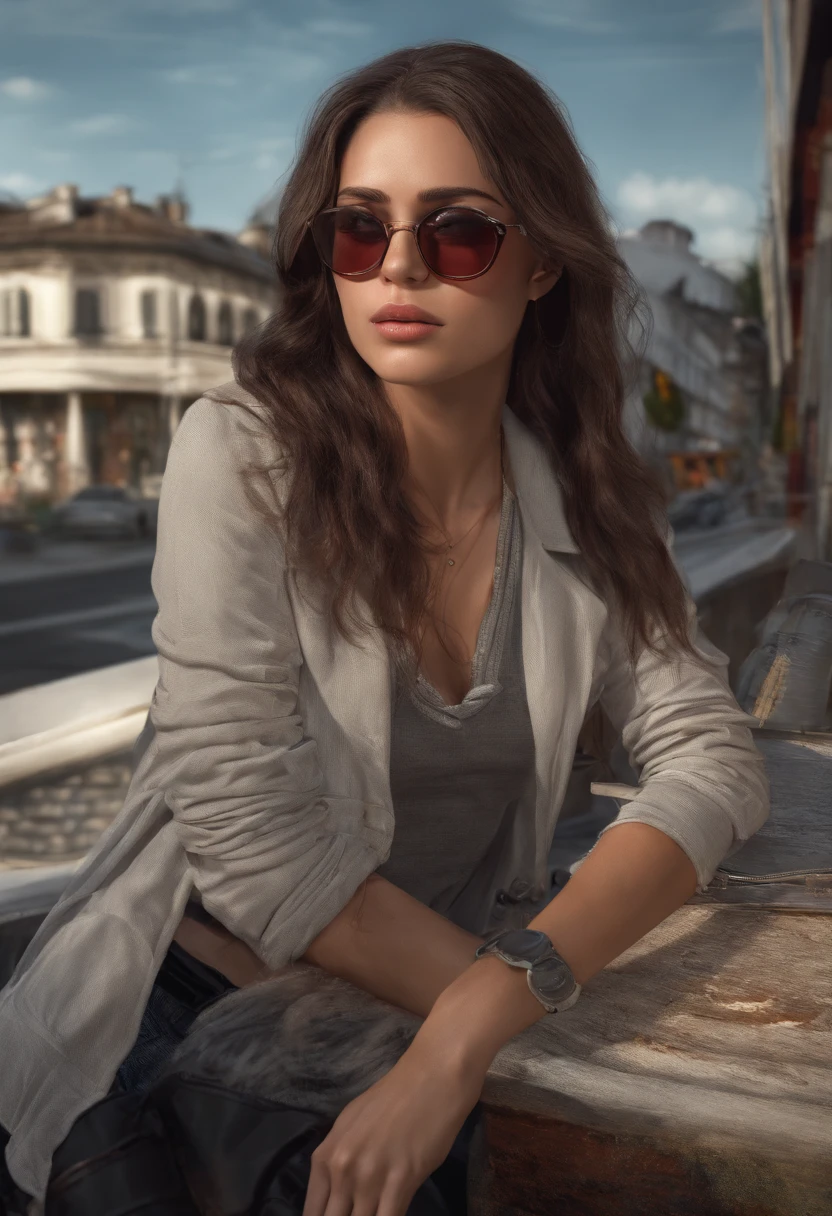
[{"xmin": 0, "ymin": 39, "xmax": 769, "ymax": 1216}]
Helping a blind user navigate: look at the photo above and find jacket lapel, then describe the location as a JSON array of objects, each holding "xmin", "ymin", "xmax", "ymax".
[
  {"xmin": 502, "ymin": 408, "xmax": 607, "ymax": 875},
  {"xmin": 290, "ymin": 571, "xmax": 394, "ymax": 839}
]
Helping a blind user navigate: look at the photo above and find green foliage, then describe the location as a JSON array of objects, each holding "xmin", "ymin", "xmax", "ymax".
[
  {"xmin": 643, "ymin": 369, "xmax": 685, "ymax": 432},
  {"xmin": 735, "ymin": 259, "xmax": 763, "ymax": 320}
]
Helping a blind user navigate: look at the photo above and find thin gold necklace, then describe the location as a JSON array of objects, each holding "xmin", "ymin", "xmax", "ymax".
[{"xmin": 422, "ymin": 430, "xmax": 505, "ymax": 567}]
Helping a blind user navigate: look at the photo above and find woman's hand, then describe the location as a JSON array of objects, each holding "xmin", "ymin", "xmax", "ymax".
[{"xmin": 301, "ymin": 1034, "xmax": 486, "ymax": 1216}]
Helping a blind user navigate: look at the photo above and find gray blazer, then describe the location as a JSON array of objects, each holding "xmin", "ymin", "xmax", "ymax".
[{"xmin": 0, "ymin": 380, "xmax": 769, "ymax": 1200}]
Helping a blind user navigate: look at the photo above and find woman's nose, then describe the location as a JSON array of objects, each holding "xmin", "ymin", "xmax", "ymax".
[{"xmin": 380, "ymin": 226, "xmax": 429, "ymax": 282}]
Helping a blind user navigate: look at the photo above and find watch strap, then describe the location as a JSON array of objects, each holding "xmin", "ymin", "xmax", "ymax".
[{"xmin": 475, "ymin": 930, "xmax": 580, "ymax": 1014}]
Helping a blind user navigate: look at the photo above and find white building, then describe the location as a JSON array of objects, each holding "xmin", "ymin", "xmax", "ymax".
[
  {"xmin": 0, "ymin": 183, "xmax": 276, "ymax": 504},
  {"xmin": 618, "ymin": 219, "xmax": 768, "ymax": 491}
]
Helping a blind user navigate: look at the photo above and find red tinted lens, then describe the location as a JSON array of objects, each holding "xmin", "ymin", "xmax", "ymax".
[
  {"xmin": 312, "ymin": 208, "xmax": 387, "ymax": 274},
  {"xmin": 419, "ymin": 209, "xmax": 499, "ymax": 277}
]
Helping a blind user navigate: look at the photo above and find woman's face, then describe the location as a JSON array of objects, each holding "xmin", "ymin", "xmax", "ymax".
[{"xmin": 330, "ymin": 109, "xmax": 561, "ymax": 389}]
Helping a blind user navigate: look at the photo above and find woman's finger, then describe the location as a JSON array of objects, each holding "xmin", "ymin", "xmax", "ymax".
[
  {"xmin": 375, "ymin": 1167, "xmax": 418, "ymax": 1216},
  {"xmin": 321, "ymin": 1189, "xmax": 356, "ymax": 1216},
  {"xmin": 300, "ymin": 1154, "xmax": 332, "ymax": 1216},
  {"xmin": 322, "ymin": 1151, "xmax": 380, "ymax": 1216}
]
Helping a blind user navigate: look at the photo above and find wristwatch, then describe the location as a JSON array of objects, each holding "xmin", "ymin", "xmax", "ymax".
[{"xmin": 474, "ymin": 929, "xmax": 581, "ymax": 1014}]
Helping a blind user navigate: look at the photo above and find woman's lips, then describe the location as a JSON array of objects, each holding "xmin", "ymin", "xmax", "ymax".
[{"xmin": 371, "ymin": 320, "xmax": 441, "ymax": 340}]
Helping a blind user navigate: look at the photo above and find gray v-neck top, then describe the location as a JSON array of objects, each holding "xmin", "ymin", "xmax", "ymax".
[{"xmin": 376, "ymin": 480, "xmax": 537, "ymax": 932}]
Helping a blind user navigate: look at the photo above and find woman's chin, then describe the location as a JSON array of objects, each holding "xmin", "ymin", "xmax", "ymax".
[{"xmin": 366, "ymin": 355, "xmax": 472, "ymax": 388}]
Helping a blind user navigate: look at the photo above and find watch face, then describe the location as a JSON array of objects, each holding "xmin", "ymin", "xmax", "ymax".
[
  {"xmin": 496, "ymin": 929, "xmax": 552, "ymax": 963},
  {"xmin": 530, "ymin": 954, "xmax": 576, "ymax": 1004}
]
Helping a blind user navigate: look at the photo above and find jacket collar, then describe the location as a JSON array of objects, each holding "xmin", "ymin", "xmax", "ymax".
[{"xmin": 502, "ymin": 406, "xmax": 580, "ymax": 555}]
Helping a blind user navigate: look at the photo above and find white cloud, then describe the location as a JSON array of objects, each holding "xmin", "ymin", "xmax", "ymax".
[
  {"xmin": 514, "ymin": 0, "xmax": 618, "ymax": 34},
  {"xmin": 0, "ymin": 171, "xmax": 41, "ymax": 194},
  {"xmin": 208, "ymin": 146, "xmax": 242, "ymax": 162},
  {"xmin": 0, "ymin": 0, "xmax": 246, "ymax": 38},
  {"xmin": 166, "ymin": 66, "xmax": 237, "ymax": 87},
  {"xmin": 618, "ymin": 173, "xmax": 756, "ymax": 224},
  {"xmin": 304, "ymin": 18, "xmax": 374, "ymax": 38},
  {"xmin": 253, "ymin": 144, "xmax": 294, "ymax": 172},
  {"xmin": 36, "ymin": 148, "xmax": 72, "ymax": 162},
  {"xmin": 616, "ymin": 172, "xmax": 759, "ymax": 261},
  {"xmin": 69, "ymin": 113, "xmax": 137, "ymax": 137},
  {"xmin": 304, "ymin": 17, "xmax": 372, "ymax": 37},
  {"xmin": 1, "ymin": 76, "xmax": 52, "ymax": 100},
  {"xmin": 712, "ymin": 0, "xmax": 761, "ymax": 34},
  {"xmin": 257, "ymin": 137, "xmax": 294, "ymax": 152},
  {"xmin": 273, "ymin": 50, "xmax": 330, "ymax": 83},
  {"xmin": 698, "ymin": 226, "xmax": 757, "ymax": 262}
]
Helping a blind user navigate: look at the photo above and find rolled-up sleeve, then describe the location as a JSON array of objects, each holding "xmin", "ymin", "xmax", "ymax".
[
  {"xmin": 593, "ymin": 543, "xmax": 770, "ymax": 892},
  {"xmin": 148, "ymin": 395, "xmax": 381, "ymax": 968}
]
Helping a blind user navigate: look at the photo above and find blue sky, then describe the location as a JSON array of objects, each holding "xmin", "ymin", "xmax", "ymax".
[{"xmin": 1, "ymin": 0, "xmax": 766, "ymax": 270}]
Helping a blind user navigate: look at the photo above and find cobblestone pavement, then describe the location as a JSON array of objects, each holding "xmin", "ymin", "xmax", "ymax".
[{"xmin": 0, "ymin": 751, "xmax": 134, "ymax": 869}]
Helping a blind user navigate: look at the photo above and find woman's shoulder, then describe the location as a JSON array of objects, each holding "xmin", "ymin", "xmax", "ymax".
[
  {"xmin": 171, "ymin": 380, "xmax": 284, "ymax": 465},
  {"xmin": 162, "ymin": 380, "xmax": 289, "ymax": 522}
]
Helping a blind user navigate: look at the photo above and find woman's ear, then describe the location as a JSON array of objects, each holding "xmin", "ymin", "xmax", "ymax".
[{"xmin": 530, "ymin": 261, "xmax": 564, "ymax": 302}]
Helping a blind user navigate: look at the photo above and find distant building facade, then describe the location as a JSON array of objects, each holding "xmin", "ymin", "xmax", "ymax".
[
  {"xmin": 0, "ymin": 183, "xmax": 277, "ymax": 505},
  {"xmin": 618, "ymin": 219, "xmax": 769, "ymax": 493}
]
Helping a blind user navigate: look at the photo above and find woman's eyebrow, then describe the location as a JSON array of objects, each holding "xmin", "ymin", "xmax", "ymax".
[{"xmin": 335, "ymin": 185, "xmax": 505, "ymax": 207}]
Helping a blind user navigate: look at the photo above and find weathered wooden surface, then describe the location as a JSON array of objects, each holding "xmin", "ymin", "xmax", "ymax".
[
  {"xmin": 472, "ymin": 905, "xmax": 832, "ymax": 1215},
  {"xmin": 468, "ymin": 1106, "xmax": 832, "ymax": 1216},
  {"xmin": 689, "ymin": 880, "xmax": 832, "ymax": 912},
  {"xmin": 724, "ymin": 732, "xmax": 832, "ymax": 875},
  {"xmin": 685, "ymin": 730, "xmax": 832, "ymax": 911}
]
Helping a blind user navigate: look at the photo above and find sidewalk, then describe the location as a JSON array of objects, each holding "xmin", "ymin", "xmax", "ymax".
[{"xmin": 0, "ymin": 538, "xmax": 156, "ymax": 586}]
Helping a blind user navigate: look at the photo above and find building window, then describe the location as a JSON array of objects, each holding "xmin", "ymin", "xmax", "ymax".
[
  {"xmin": 0, "ymin": 288, "xmax": 30, "ymax": 336},
  {"xmin": 141, "ymin": 290, "xmax": 157, "ymax": 338},
  {"xmin": 241, "ymin": 307, "xmax": 259, "ymax": 336},
  {"xmin": 188, "ymin": 293, "xmax": 206, "ymax": 341},
  {"xmin": 217, "ymin": 299, "xmax": 234, "ymax": 346},
  {"xmin": 74, "ymin": 288, "xmax": 103, "ymax": 336},
  {"xmin": 18, "ymin": 288, "xmax": 30, "ymax": 337}
]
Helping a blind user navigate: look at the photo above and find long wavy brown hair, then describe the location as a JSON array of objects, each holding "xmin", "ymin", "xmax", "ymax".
[{"xmin": 229, "ymin": 39, "xmax": 699, "ymax": 673}]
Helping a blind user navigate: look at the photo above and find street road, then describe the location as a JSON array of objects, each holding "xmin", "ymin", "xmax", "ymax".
[{"xmin": 0, "ymin": 542, "xmax": 156, "ymax": 695}]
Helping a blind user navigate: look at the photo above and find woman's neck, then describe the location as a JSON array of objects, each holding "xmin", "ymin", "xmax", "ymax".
[{"xmin": 386, "ymin": 375, "xmax": 507, "ymax": 524}]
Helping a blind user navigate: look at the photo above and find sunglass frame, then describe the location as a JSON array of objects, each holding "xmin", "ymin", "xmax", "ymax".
[{"xmin": 306, "ymin": 204, "xmax": 528, "ymax": 280}]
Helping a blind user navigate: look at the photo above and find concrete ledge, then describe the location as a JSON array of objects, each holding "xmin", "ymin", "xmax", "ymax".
[
  {"xmin": 0, "ymin": 861, "xmax": 79, "ymax": 923},
  {"xmin": 0, "ymin": 656, "xmax": 156, "ymax": 789}
]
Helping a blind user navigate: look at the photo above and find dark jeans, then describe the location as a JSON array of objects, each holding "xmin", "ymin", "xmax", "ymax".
[{"xmin": 114, "ymin": 945, "xmax": 232, "ymax": 1094}]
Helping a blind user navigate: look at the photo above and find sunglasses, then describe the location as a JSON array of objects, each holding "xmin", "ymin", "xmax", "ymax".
[{"xmin": 307, "ymin": 204, "xmax": 528, "ymax": 280}]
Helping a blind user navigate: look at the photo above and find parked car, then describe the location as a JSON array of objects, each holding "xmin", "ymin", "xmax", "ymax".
[
  {"xmin": 666, "ymin": 485, "xmax": 728, "ymax": 532},
  {"xmin": 0, "ymin": 505, "xmax": 38, "ymax": 554},
  {"xmin": 49, "ymin": 485, "xmax": 158, "ymax": 540}
]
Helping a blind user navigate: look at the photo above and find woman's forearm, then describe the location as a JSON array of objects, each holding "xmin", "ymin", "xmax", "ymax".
[
  {"xmin": 301, "ymin": 873, "xmax": 484, "ymax": 1017},
  {"xmin": 176, "ymin": 872, "xmax": 483, "ymax": 1014},
  {"xmin": 176, "ymin": 874, "xmax": 482, "ymax": 1016},
  {"xmin": 418, "ymin": 822, "xmax": 699, "ymax": 1073}
]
